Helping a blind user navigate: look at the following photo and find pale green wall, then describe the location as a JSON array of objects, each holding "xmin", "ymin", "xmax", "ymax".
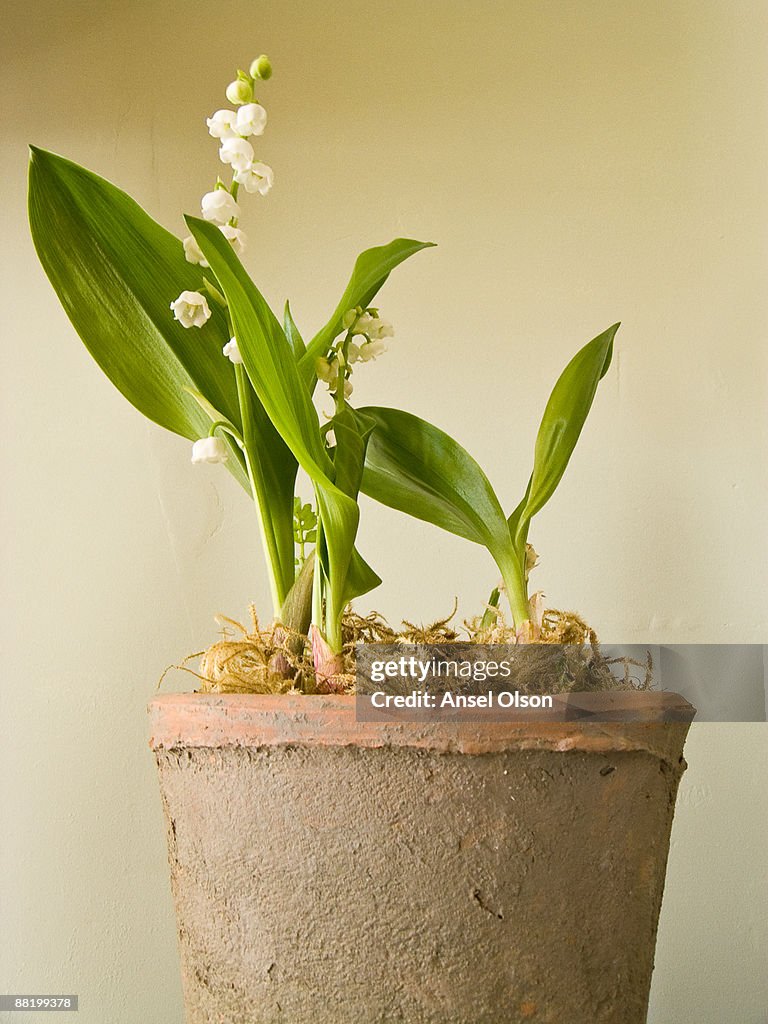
[{"xmin": 2, "ymin": 1, "xmax": 767, "ymax": 1020}]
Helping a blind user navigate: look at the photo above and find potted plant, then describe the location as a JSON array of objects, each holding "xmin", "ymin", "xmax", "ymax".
[{"xmin": 29, "ymin": 53, "xmax": 694, "ymax": 1024}]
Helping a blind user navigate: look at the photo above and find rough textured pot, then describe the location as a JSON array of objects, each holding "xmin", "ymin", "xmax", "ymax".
[{"xmin": 149, "ymin": 693, "xmax": 693, "ymax": 1024}]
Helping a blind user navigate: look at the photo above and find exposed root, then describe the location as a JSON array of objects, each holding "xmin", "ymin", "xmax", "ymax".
[{"xmin": 160, "ymin": 603, "xmax": 652, "ymax": 695}]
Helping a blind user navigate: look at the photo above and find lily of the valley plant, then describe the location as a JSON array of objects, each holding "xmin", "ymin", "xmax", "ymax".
[{"xmin": 28, "ymin": 54, "xmax": 617, "ymax": 685}]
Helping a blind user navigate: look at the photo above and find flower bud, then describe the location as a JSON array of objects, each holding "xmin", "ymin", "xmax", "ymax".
[
  {"xmin": 225, "ymin": 78, "xmax": 253, "ymax": 105},
  {"xmin": 315, "ymin": 356, "xmax": 338, "ymax": 384},
  {"xmin": 342, "ymin": 307, "xmax": 361, "ymax": 329},
  {"xmin": 250, "ymin": 55, "xmax": 273, "ymax": 80}
]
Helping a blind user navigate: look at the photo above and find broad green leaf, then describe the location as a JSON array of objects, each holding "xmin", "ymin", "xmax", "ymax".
[
  {"xmin": 510, "ymin": 323, "xmax": 618, "ymax": 549},
  {"xmin": 188, "ymin": 217, "xmax": 371, "ymax": 640},
  {"xmin": 358, "ymin": 406, "xmax": 523, "ymax": 595},
  {"xmin": 27, "ymin": 147, "xmax": 250, "ymax": 490},
  {"xmin": 298, "ymin": 238, "xmax": 435, "ymax": 383}
]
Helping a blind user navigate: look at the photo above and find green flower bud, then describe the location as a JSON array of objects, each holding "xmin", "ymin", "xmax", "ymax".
[
  {"xmin": 250, "ymin": 54, "xmax": 273, "ymax": 80},
  {"xmin": 225, "ymin": 78, "xmax": 253, "ymax": 105}
]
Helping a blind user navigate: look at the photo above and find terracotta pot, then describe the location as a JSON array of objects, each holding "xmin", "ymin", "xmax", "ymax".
[{"xmin": 149, "ymin": 693, "xmax": 693, "ymax": 1024}]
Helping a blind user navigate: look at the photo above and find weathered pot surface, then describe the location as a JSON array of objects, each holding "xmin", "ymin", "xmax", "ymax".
[{"xmin": 150, "ymin": 693, "xmax": 692, "ymax": 1024}]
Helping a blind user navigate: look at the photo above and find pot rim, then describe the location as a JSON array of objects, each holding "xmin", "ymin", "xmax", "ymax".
[{"xmin": 148, "ymin": 692, "xmax": 693, "ymax": 765}]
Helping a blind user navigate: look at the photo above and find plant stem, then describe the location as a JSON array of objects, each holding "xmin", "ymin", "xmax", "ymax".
[
  {"xmin": 479, "ymin": 587, "xmax": 501, "ymax": 631},
  {"xmin": 208, "ymin": 420, "xmax": 244, "ymax": 448},
  {"xmin": 497, "ymin": 554, "xmax": 533, "ymax": 632},
  {"xmin": 311, "ymin": 517, "xmax": 324, "ymax": 629}
]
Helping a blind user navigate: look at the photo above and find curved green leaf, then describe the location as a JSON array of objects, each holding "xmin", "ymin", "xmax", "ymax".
[
  {"xmin": 344, "ymin": 547, "xmax": 382, "ymax": 604},
  {"xmin": 358, "ymin": 407, "xmax": 526, "ymax": 620},
  {"xmin": 27, "ymin": 147, "xmax": 250, "ymax": 488},
  {"xmin": 298, "ymin": 238, "xmax": 435, "ymax": 383},
  {"xmin": 510, "ymin": 323, "xmax": 618, "ymax": 548}
]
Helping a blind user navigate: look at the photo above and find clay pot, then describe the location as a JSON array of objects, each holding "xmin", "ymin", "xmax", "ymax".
[{"xmin": 149, "ymin": 693, "xmax": 693, "ymax": 1024}]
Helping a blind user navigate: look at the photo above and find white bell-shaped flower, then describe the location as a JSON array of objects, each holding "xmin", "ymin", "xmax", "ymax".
[
  {"xmin": 365, "ymin": 317, "xmax": 394, "ymax": 341},
  {"xmin": 183, "ymin": 235, "xmax": 208, "ymax": 267},
  {"xmin": 351, "ymin": 312, "xmax": 394, "ymax": 341},
  {"xmin": 201, "ymin": 189, "xmax": 240, "ymax": 224},
  {"xmin": 233, "ymin": 161, "xmax": 274, "ymax": 196},
  {"xmin": 206, "ymin": 109, "xmax": 238, "ymax": 140},
  {"xmin": 222, "ymin": 338, "xmax": 244, "ymax": 364},
  {"xmin": 170, "ymin": 291, "xmax": 211, "ymax": 328},
  {"xmin": 219, "ymin": 224, "xmax": 247, "ymax": 256},
  {"xmin": 191, "ymin": 436, "xmax": 229, "ymax": 464},
  {"xmin": 358, "ymin": 339, "xmax": 387, "ymax": 361},
  {"xmin": 219, "ymin": 136, "xmax": 255, "ymax": 172},
  {"xmin": 235, "ymin": 103, "xmax": 267, "ymax": 137}
]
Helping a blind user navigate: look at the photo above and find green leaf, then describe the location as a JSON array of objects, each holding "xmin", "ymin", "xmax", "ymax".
[
  {"xmin": 358, "ymin": 406, "xmax": 526, "ymax": 620},
  {"xmin": 344, "ymin": 547, "xmax": 382, "ymax": 604},
  {"xmin": 188, "ymin": 217, "xmax": 373, "ymax": 644},
  {"xmin": 509, "ymin": 323, "xmax": 618, "ymax": 549},
  {"xmin": 331, "ymin": 406, "xmax": 375, "ymax": 505},
  {"xmin": 27, "ymin": 147, "xmax": 249, "ymax": 490},
  {"xmin": 359, "ymin": 406, "xmax": 509, "ymax": 548},
  {"xmin": 283, "ymin": 300, "xmax": 306, "ymax": 359},
  {"xmin": 298, "ymin": 238, "xmax": 435, "ymax": 383}
]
